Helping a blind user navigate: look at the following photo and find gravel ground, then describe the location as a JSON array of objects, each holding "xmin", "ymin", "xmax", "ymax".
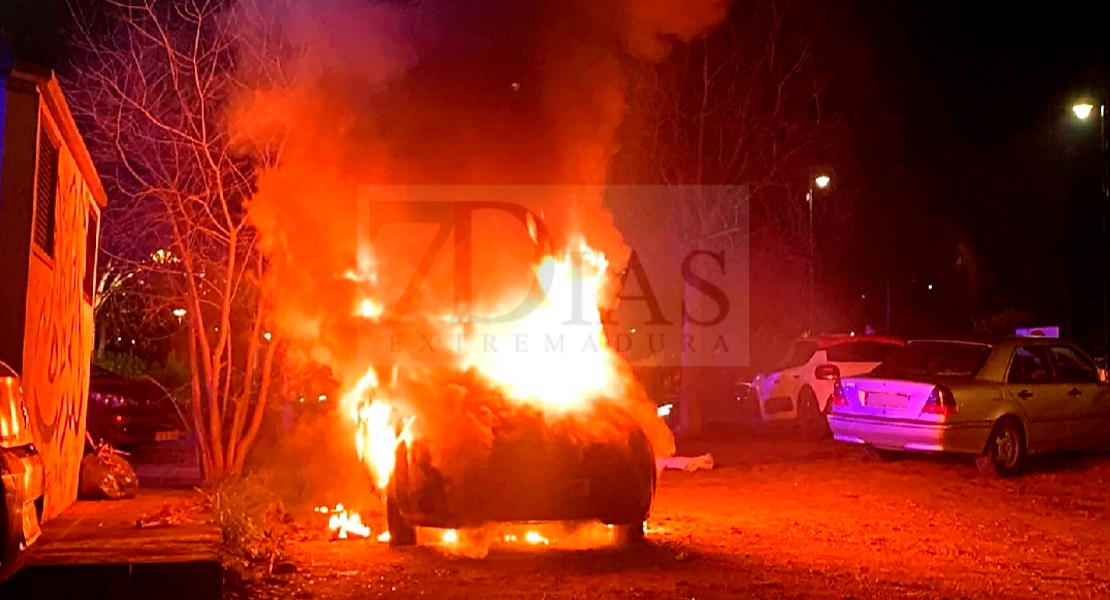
[{"xmin": 244, "ymin": 431, "xmax": 1110, "ymax": 600}]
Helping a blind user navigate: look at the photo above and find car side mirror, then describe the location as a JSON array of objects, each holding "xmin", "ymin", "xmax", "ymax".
[{"xmin": 814, "ymin": 364, "xmax": 840, "ymax": 381}]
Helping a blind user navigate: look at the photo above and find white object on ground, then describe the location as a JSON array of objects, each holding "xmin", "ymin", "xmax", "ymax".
[{"xmin": 656, "ymin": 454, "xmax": 714, "ymax": 472}]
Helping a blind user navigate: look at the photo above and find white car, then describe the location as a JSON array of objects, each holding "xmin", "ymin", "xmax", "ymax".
[{"xmin": 743, "ymin": 335, "xmax": 904, "ymax": 435}]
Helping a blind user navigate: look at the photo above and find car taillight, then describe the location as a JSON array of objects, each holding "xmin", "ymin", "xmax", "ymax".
[
  {"xmin": 830, "ymin": 380, "xmax": 849, "ymax": 409},
  {"xmin": 921, "ymin": 385, "xmax": 957, "ymax": 416}
]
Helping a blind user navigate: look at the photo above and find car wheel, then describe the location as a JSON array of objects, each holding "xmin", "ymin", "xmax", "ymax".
[
  {"xmin": 740, "ymin": 388, "xmax": 763, "ymax": 434},
  {"xmin": 976, "ymin": 419, "xmax": 1026, "ymax": 477},
  {"xmin": 863, "ymin": 445, "xmax": 902, "ymax": 462},
  {"xmin": 614, "ymin": 521, "xmax": 646, "ymax": 547},
  {"xmin": 796, "ymin": 387, "xmax": 830, "ymax": 439},
  {"xmin": 386, "ymin": 442, "xmax": 417, "ymax": 547}
]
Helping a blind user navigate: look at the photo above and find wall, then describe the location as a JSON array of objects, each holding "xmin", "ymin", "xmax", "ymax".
[
  {"xmin": 21, "ymin": 103, "xmax": 98, "ymax": 518},
  {"xmin": 0, "ymin": 59, "xmax": 104, "ymax": 519}
]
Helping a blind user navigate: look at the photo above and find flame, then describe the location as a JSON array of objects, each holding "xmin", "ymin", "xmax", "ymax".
[
  {"xmin": 442, "ymin": 529, "xmax": 458, "ymax": 544},
  {"xmin": 343, "ymin": 238, "xmax": 665, "ymax": 496},
  {"xmin": 524, "ymin": 530, "xmax": 550, "ymax": 545},
  {"xmin": 316, "ymin": 505, "xmax": 371, "ymax": 540},
  {"xmin": 358, "ymin": 298, "xmax": 383, "ymax": 320},
  {"xmin": 347, "ymin": 369, "xmax": 409, "ymax": 489},
  {"xmin": 457, "ymin": 239, "xmax": 623, "ymax": 412}
]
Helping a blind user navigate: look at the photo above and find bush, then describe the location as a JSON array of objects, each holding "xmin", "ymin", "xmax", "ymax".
[
  {"xmin": 93, "ymin": 351, "xmax": 148, "ymax": 379},
  {"xmin": 211, "ymin": 474, "xmax": 290, "ymax": 563}
]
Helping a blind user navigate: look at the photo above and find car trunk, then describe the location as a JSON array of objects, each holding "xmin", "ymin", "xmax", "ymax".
[{"xmin": 837, "ymin": 377, "xmax": 941, "ymax": 420}]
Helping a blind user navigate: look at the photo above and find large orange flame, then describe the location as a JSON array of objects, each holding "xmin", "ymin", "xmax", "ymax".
[{"xmin": 345, "ymin": 237, "xmax": 667, "ymax": 491}]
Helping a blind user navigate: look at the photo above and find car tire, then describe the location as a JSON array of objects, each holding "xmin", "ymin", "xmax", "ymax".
[
  {"xmin": 614, "ymin": 521, "xmax": 646, "ymax": 547},
  {"xmin": 796, "ymin": 387, "xmax": 830, "ymax": 439},
  {"xmin": 863, "ymin": 445, "xmax": 902, "ymax": 462},
  {"xmin": 976, "ymin": 419, "xmax": 1026, "ymax": 477},
  {"xmin": 740, "ymin": 388, "xmax": 763, "ymax": 434},
  {"xmin": 386, "ymin": 443, "xmax": 417, "ymax": 547}
]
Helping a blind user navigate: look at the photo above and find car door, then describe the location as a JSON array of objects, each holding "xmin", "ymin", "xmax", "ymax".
[
  {"xmin": 1046, "ymin": 345, "xmax": 1104, "ymax": 448},
  {"xmin": 1005, "ymin": 345, "xmax": 1068, "ymax": 451}
]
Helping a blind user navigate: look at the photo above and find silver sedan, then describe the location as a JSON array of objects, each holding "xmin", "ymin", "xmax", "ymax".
[{"xmin": 827, "ymin": 338, "xmax": 1110, "ymax": 476}]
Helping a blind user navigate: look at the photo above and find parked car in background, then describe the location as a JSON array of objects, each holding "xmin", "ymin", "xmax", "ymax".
[
  {"xmin": 827, "ymin": 338, "xmax": 1110, "ymax": 476},
  {"xmin": 0, "ymin": 361, "xmax": 44, "ymax": 582},
  {"xmin": 743, "ymin": 334, "xmax": 904, "ymax": 436},
  {"xmin": 86, "ymin": 366, "xmax": 186, "ymax": 451}
]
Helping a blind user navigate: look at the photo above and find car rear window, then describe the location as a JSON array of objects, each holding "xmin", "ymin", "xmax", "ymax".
[
  {"xmin": 776, "ymin": 341, "xmax": 818, "ymax": 370},
  {"xmin": 826, "ymin": 341, "xmax": 903, "ymax": 363},
  {"xmin": 870, "ymin": 342, "xmax": 992, "ymax": 379}
]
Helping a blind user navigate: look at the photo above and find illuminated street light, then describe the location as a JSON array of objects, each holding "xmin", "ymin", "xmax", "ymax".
[
  {"xmin": 807, "ymin": 172, "xmax": 833, "ymax": 332},
  {"xmin": 1072, "ymin": 97, "xmax": 1108, "ymax": 358},
  {"xmin": 1073, "ymin": 102, "xmax": 1095, "ymax": 120},
  {"xmin": 172, "ymin": 308, "xmax": 186, "ymax": 318}
]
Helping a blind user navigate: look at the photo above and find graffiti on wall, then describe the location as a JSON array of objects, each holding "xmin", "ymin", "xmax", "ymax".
[{"xmin": 23, "ymin": 131, "xmax": 96, "ymax": 519}]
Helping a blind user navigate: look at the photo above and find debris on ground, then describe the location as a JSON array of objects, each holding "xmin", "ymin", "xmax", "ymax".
[
  {"xmin": 135, "ymin": 500, "xmax": 203, "ymax": 529},
  {"xmin": 657, "ymin": 453, "xmax": 715, "ymax": 472},
  {"xmin": 78, "ymin": 438, "xmax": 139, "ymax": 500}
]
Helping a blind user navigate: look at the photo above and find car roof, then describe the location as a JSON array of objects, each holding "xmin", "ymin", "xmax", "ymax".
[
  {"xmin": 795, "ymin": 334, "xmax": 905, "ymax": 350},
  {"xmin": 899, "ymin": 337, "xmax": 1093, "ymax": 382}
]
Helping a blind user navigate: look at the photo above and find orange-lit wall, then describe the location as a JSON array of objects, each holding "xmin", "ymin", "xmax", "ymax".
[{"xmin": 0, "ymin": 59, "xmax": 105, "ymax": 519}]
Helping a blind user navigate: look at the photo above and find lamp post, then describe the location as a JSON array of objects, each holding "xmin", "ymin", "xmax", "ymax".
[
  {"xmin": 808, "ymin": 174, "xmax": 831, "ymax": 333},
  {"xmin": 1073, "ymin": 100, "xmax": 1109, "ymax": 359}
]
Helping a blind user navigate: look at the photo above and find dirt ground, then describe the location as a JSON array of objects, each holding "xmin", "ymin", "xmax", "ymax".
[{"xmin": 243, "ymin": 430, "xmax": 1110, "ymax": 600}]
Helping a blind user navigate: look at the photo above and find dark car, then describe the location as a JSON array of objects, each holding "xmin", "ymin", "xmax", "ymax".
[
  {"xmin": 86, "ymin": 366, "xmax": 185, "ymax": 450},
  {"xmin": 379, "ymin": 390, "xmax": 657, "ymax": 547},
  {"xmin": 0, "ymin": 361, "xmax": 44, "ymax": 582}
]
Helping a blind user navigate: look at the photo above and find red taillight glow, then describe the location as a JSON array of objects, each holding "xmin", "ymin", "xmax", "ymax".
[
  {"xmin": 920, "ymin": 385, "xmax": 957, "ymax": 416},
  {"xmin": 830, "ymin": 380, "xmax": 849, "ymax": 408}
]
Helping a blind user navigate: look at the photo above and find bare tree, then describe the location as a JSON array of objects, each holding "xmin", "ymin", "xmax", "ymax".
[
  {"xmin": 65, "ymin": 0, "xmax": 283, "ymax": 480},
  {"xmin": 619, "ymin": 0, "xmax": 863, "ymax": 434}
]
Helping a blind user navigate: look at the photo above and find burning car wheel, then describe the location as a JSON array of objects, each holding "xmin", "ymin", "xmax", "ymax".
[
  {"xmin": 385, "ymin": 442, "xmax": 417, "ymax": 547},
  {"xmin": 613, "ymin": 521, "xmax": 646, "ymax": 547}
]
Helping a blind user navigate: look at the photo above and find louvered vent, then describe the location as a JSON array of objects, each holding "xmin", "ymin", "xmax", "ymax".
[{"xmin": 34, "ymin": 123, "xmax": 59, "ymax": 258}]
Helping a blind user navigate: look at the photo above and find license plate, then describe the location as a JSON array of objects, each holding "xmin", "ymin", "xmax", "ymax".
[
  {"xmin": 862, "ymin": 392, "xmax": 908, "ymax": 409},
  {"xmin": 156, "ymin": 431, "xmax": 181, "ymax": 442},
  {"xmin": 569, "ymin": 479, "xmax": 590, "ymax": 498}
]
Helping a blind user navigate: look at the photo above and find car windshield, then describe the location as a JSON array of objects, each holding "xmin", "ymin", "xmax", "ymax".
[
  {"xmin": 776, "ymin": 341, "xmax": 818, "ymax": 370},
  {"xmin": 870, "ymin": 341, "xmax": 991, "ymax": 379}
]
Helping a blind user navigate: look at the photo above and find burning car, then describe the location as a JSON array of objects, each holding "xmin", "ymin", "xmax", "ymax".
[{"xmin": 358, "ymin": 370, "xmax": 658, "ymax": 547}]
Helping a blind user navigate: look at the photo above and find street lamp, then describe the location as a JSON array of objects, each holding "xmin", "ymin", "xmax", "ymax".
[
  {"xmin": 807, "ymin": 173, "xmax": 832, "ymax": 333},
  {"xmin": 1072, "ymin": 98, "xmax": 1109, "ymax": 358}
]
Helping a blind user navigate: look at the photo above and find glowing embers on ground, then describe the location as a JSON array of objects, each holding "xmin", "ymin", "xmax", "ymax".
[{"xmin": 422, "ymin": 521, "xmax": 630, "ymax": 555}]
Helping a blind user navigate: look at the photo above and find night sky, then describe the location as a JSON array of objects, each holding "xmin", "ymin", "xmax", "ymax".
[
  {"xmin": 4, "ymin": 0, "xmax": 1110, "ymax": 349},
  {"xmin": 857, "ymin": 1, "xmax": 1110, "ymax": 348}
]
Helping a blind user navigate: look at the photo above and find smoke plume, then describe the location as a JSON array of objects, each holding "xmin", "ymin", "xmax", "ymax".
[{"xmin": 232, "ymin": 0, "xmax": 731, "ymax": 472}]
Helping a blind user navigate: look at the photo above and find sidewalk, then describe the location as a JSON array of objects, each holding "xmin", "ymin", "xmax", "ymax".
[{"xmin": 0, "ymin": 490, "xmax": 222, "ymax": 600}]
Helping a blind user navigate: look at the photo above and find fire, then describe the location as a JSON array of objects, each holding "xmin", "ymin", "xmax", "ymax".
[
  {"xmin": 358, "ymin": 298, "xmax": 383, "ymax": 320},
  {"xmin": 455, "ymin": 240, "xmax": 624, "ymax": 412},
  {"xmin": 347, "ymin": 369, "xmax": 408, "ymax": 489},
  {"xmin": 315, "ymin": 505, "xmax": 371, "ymax": 540},
  {"xmin": 346, "ymin": 238, "xmax": 645, "ymax": 494},
  {"xmin": 524, "ymin": 530, "xmax": 550, "ymax": 545}
]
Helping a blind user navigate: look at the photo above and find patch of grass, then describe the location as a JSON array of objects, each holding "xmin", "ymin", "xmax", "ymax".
[{"xmin": 211, "ymin": 473, "xmax": 290, "ymax": 563}]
